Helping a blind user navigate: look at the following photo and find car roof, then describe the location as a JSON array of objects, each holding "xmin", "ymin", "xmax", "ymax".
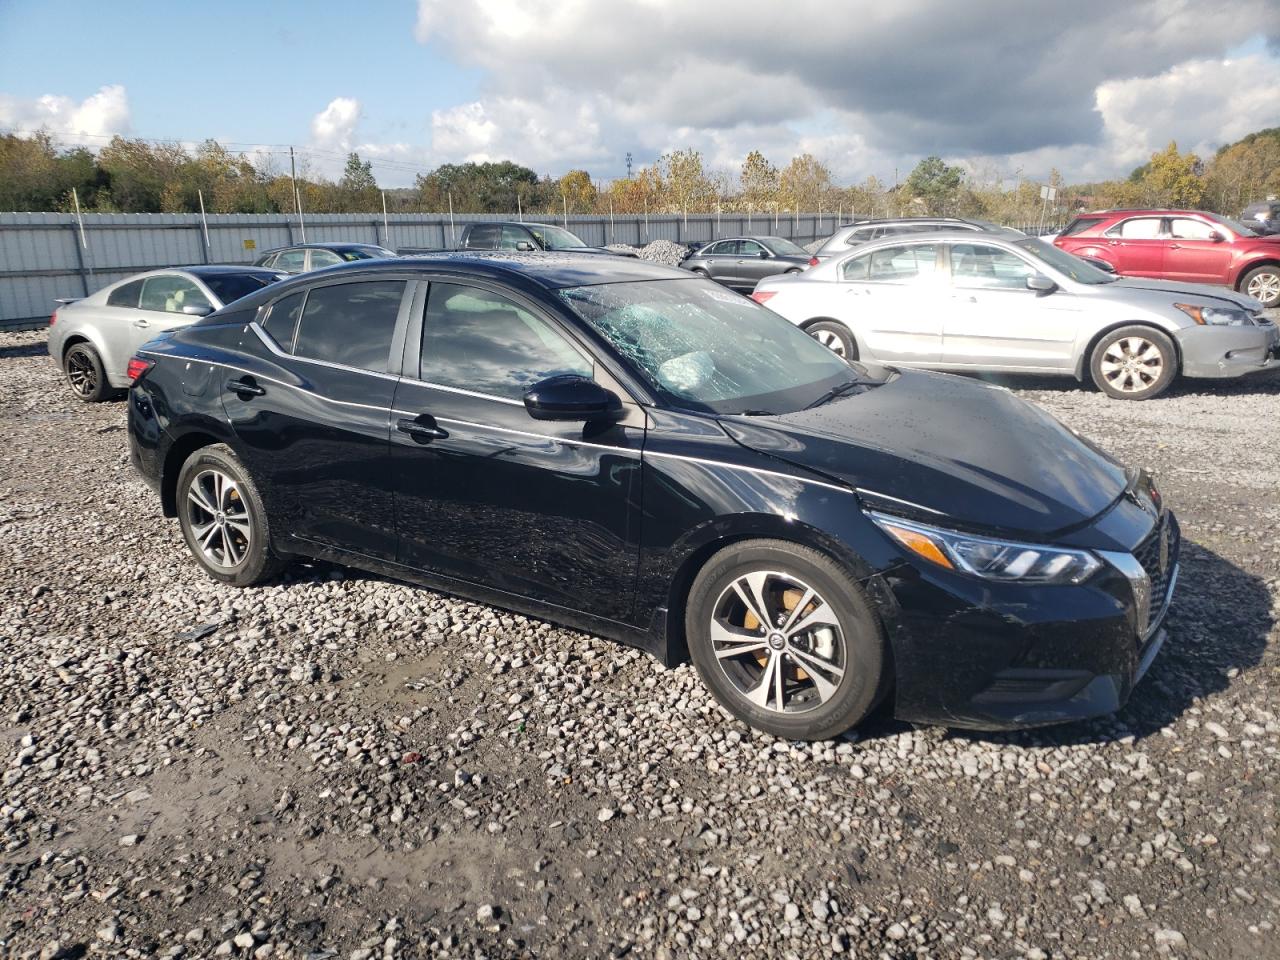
[
  {"xmin": 259, "ymin": 242, "xmax": 389, "ymax": 254},
  {"xmin": 1078, "ymin": 209, "xmax": 1219, "ymax": 218},
  {"xmin": 188, "ymin": 265, "xmax": 286, "ymax": 277}
]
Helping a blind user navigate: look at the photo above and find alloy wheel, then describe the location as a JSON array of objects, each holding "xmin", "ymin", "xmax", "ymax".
[
  {"xmin": 710, "ymin": 570, "xmax": 847, "ymax": 714},
  {"xmin": 1246, "ymin": 270, "xmax": 1280, "ymax": 305},
  {"xmin": 185, "ymin": 469, "xmax": 252, "ymax": 569},
  {"xmin": 1099, "ymin": 336, "xmax": 1163, "ymax": 394},
  {"xmin": 811, "ymin": 329, "xmax": 847, "ymax": 358},
  {"xmin": 66, "ymin": 350, "xmax": 98, "ymax": 398}
]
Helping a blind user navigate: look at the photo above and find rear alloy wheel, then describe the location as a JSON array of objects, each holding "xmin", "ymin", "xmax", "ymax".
[
  {"xmin": 64, "ymin": 343, "xmax": 110, "ymax": 402},
  {"xmin": 177, "ymin": 444, "xmax": 288, "ymax": 586},
  {"xmin": 1241, "ymin": 265, "xmax": 1280, "ymax": 308},
  {"xmin": 1089, "ymin": 325, "xmax": 1176, "ymax": 400},
  {"xmin": 686, "ymin": 539, "xmax": 885, "ymax": 740},
  {"xmin": 806, "ymin": 320, "xmax": 857, "ymax": 360}
]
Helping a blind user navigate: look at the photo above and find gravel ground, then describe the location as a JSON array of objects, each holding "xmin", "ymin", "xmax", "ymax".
[{"xmin": 2, "ymin": 327, "xmax": 1278, "ymax": 960}]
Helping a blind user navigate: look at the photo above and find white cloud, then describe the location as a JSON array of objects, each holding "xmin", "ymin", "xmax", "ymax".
[
  {"xmin": 310, "ymin": 96, "xmax": 362, "ymax": 151},
  {"xmin": 0, "ymin": 84, "xmax": 131, "ymax": 142}
]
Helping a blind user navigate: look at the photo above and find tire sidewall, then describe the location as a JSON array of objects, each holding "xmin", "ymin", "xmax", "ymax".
[
  {"xmin": 685, "ymin": 540, "xmax": 885, "ymax": 740},
  {"xmin": 176, "ymin": 444, "xmax": 280, "ymax": 587},
  {"xmin": 807, "ymin": 320, "xmax": 857, "ymax": 360},
  {"xmin": 64, "ymin": 343, "xmax": 109, "ymax": 403},
  {"xmin": 1089, "ymin": 325, "xmax": 1177, "ymax": 400}
]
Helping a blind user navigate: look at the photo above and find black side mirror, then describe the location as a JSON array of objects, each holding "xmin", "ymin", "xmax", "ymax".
[
  {"xmin": 1025, "ymin": 274, "xmax": 1057, "ymax": 295},
  {"xmin": 182, "ymin": 303, "xmax": 214, "ymax": 317},
  {"xmin": 1209, "ymin": 231, "xmax": 1226, "ymax": 243},
  {"xmin": 523, "ymin": 374, "xmax": 622, "ymax": 422},
  {"xmin": 757, "ymin": 250, "xmax": 769, "ymax": 259}
]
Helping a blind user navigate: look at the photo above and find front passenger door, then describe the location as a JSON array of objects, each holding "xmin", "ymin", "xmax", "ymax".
[
  {"xmin": 836, "ymin": 242, "xmax": 944, "ymax": 363},
  {"xmin": 390, "ymin": 280, "xmax": 644, "ymax": 621}
]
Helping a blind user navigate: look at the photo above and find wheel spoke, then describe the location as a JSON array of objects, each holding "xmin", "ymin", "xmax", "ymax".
[
  {"xmin": 225, "ymin": 517, "xmax": 251, "ymax": 537},
  {"xmin": 732, "ymin": 572, "xmax": 774, "ymax": 631},
  {"xmin": 745, "ymin": 651, "xmax": 781, "ymax": 709},
  {"xmin": 188, "ymin": 486, "xmax": 217, "ymax": 515},
  {"xmin": 199, "ymin": 522, "xmax": 221, "ymax": 550},
  {"xmin": 786, "ymin": 647, "xmax": 844, "ymax": 704},
  {"xmin": 224, "ymin": 527, "xmax": 244, "ymax": 565},
  {"xmin": 779, "ymin": 587, "xmax": 815, "ymax": 633},
  {"xmin": 786, "ymin": 601, "xmax": 840, "ymax": 637}
]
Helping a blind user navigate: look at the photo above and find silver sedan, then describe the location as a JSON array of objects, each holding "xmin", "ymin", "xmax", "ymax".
[
  {"xmin": 752, "ymin": 232, "xmax": 1279, "ymax": 400},
  {"xmin": 48, "ymin": 266, "xmax": 285, "ymax": 401}
]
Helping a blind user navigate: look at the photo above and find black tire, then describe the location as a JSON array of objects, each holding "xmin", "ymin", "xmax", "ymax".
[
  {"xmin": 176, "ymin": 443, "xmax": 289, "ymax": 587},
  {"xmin": 690, "ymin": 268, "xmax": 710, "ymax": 278},
  {"xmin": 685, "ymin": 539, "xmax": 887, "ymax": 740},
  {"xmin": 1088, "ymin": 325, "xmax": 1177, "ymax": 400},
  {"xmin": 806, "ymin": 320, "xmax": 857, "ymax": 360},
  {"xmin": 63, "ymin": 342, "xmax": 111, "ymax": 402},
  {"xmin": 1240, "ymin": 264, "xmax": 1280, "ymax": 308},
  {"xmin": 785, "ymin": 267, "xmax": 803, "ymax": 275}
]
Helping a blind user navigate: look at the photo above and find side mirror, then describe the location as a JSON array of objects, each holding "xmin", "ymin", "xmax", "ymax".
[
  {"xmin": 1210, "ymin": 231, "xmax": 1226, "ymax": 243},
  {"xmin": 182, "ymin": 303, "xmax": 214, "ymax": 317},
  {"xmin": 757, "ymin": 250, "xmax": 770, "ymax": 259},
  {"xmin": 1026, "ymin": 274, "xmax": 1057, "ymax": 295},
  {"xmin": 515, "ymin": 240, "xmax": 536, "ymax": 252},
  {"xmin": 523, "ymin": 374, "xmax": 622, "ymax": 422}
]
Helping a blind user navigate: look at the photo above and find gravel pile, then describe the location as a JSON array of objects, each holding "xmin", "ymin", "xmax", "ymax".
[
  {"xmin": 632, "ymin": 239, "xmax": 693, "ymax": 267},
  {"xmin": 2, "ymin": 327, "xmax": 1278, "ymax": 958}
]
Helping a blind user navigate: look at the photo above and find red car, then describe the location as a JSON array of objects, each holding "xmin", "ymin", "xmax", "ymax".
[{"xmin": 1054, "ymin": 209, "xmax": 1280, "ymax": 309}]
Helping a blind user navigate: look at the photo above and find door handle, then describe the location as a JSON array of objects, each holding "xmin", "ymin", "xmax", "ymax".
[
  {"xmin": 225, "ymin": 377, "xmax": 265, "ymax": 397},
  {"xmin": 1107, "ymin": 239, "xmax": 1120, "ymax": 246},
  {"xmin": 951, "ymin": 294, "xmax": 978, "ymax": 303},
  {"xmin": 397, "ymin": 417, "xmax": 449, "ymax": 442},
  {"xmin": 133, "ymin": 318, "xmax": 150, "ymax": 328},
  {"xmin": 1169, "ymin": 243, "xmax": 1182, "ymax": 249}
]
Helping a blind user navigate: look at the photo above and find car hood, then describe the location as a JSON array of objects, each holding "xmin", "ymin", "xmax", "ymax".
[
  {"xmin": 1104, "ymin": 277, "xmax": 1263, "ymax": 311},
  {"xmin": 720, "ymin": 368, "xmax": 1128, "ymax": 538}
]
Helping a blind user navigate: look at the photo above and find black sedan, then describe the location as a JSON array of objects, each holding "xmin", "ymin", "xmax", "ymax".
[
  {"xmin": 126, "ymin": 253, "xmax": 1178, "ymax": 739},
  {"xmin": 254, "ymin": 242, "xmax": 397, "ymax": 274},
  {"xmin": 680, "ymin": 236, "xmax": 811, "ymax": 290}
]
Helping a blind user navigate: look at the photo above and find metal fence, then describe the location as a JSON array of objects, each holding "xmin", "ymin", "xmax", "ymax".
[{"xmin": 0, "ymin": 210, "xmax": 850, "ymax": 328}]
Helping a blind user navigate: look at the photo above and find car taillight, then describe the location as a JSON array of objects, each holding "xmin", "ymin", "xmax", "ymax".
[
  {"xmin": 808, "ymin": 256, "xmax": 819, "ymax": 267},
  {"xmin": 126, "ymin": 357, "xmax": 154, "ymax": 381},
  {"xmin": 49, "ymin": 310, "xmax": 58, "ymax": 326},
  {"xmin": 751, "ymin": 291, "xmax": 776, "ymax": 304}
]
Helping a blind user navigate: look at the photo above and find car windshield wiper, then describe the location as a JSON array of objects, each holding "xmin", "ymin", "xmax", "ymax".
[
  {"xmin": 804, "ymin": 379, "xmax": 867, "ymax": 410},
  {"xmin": 736, "ymin": 408, "xmax": 775, "ymax": 416}
]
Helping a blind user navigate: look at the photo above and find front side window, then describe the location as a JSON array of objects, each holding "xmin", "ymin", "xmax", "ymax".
[
  {"xmin": 764, "ymin": 237, "xmax": 807, "ymax": 256},
  {"xmin": 1110, "ymin": 218, "xmax": 1163, "ymax": 239},
  {"xmin": 275, "ymin": 250, "xmax": 307, "ymax": 272},
  {"xmin": 107, "ymin": 279, "xmax": 145, "ymax": 308},
  {"xmin": 738, "ymin": 240, "xmax": 765, "ymax": 257},
  {"xmin": 292, "ymin": 280, "xmax": 405, "ymax": 373},
  {"xmin": 560, "ymin": 279, "xmax": 857, "ymax": 415},
  {"xmin": 139, "ymin": 275, "xmax": 212, "ymax": 314},
  {"xmin": 1168, "ymin": 218, "xmax": 1218, "ymax": 241},
  {"xmin": 309, "ymin": 249, "xmax": 344, "ymax": 268},
  {"xmin": 527, "ymin": 224, "xmax": 588, "ymax": 250},
  {"xmin": 866, "ymin": 243, "xmax": 939, "ymax": 282},
  {"xmin": 420, "ymin": 283, "xmax": 592, "ymax": 400},
  {"xmin": 949, "ymin": 243, "xmax": 1037, "ymax": 290},
  {"xmin": 499, "ymin": 226, "xmax": 529, "ymax": 250}
]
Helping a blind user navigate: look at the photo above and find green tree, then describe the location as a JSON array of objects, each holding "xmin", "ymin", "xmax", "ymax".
[
  {"xmin": 414, "ymin": 161, "xmax": 543, "ymax": 212},
  {"xmin": 339, "ymin": 152, "xmax": 379, "ymax": 211},
  {"xmin": 1135, "ymin": 142, "xmax": 1205, "ymax": 208},
  {"xmin": 904, "ymin": 156, "xmax": 965, "ymax": 215}
]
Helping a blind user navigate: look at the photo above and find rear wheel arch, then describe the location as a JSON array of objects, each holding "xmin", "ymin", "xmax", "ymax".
[{"xmin": 161, "ymin": 430, "xmax": 227, "ymax": 517}]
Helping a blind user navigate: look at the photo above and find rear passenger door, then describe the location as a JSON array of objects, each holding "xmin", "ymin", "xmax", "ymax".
[
  {"xmin": 1103, "ymin": 217, "xmax": 1166, "ymax": 276},
  {"xmin": 389, "ymin": 278, "xmax": 644, "ymax": 621},
  {"xmin": 221, "ymin": 276, "xmax": 413, "ymax": 560}
]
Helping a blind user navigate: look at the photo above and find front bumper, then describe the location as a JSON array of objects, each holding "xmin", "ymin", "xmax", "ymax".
[
  {"xmin": 1176, "ymin": 321, "xmax": 1280, "ymax": 379},
  {"xmin": 885, "ymin": 512, "xmax": 1181, "ymax": 731}
]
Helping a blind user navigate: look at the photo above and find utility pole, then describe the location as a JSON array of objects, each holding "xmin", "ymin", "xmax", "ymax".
[
  {"xmin": 290, "ymin": 146, "xmax": 306, "ymax": 242},
  {"xmin": 626, "ymin": 152, "xmax": 633, "ymax": 179}
]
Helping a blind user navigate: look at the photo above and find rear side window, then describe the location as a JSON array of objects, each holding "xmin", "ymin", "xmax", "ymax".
[
  {"xmin": 1060, "ymin": 217, "xmax": 1105, "ymax": 237},
  {"xmin": 261, "ymin": 291, "xmax": 305, "ymax": 349},
  {"xmin": 139, "ymin": 275, "xmax": 212, "ymax": 314},
  {"xmin": 867, "ymin": 243, "xmax": 939, "ymax": 282},
  {"xmin": 420, "ymin": 282, "xmax": 591, "ymax": 399},
  {"xmin": 465, "ymin": 224, "xmax": 501, "ymax": 250},
  {"xmin": 292, "ymin": 280, "xmax": 405, "ymax": 373},
  {"xmin": 107, "ymin": 279, "xmax": 144, "ymax": 308},
  {"xmin": 275, "ymin": 250, "xmax": 307, "ymax": 272},
  {"xmin": 309, "ymin": 249, "xmax": 343, "ymax": 269}
]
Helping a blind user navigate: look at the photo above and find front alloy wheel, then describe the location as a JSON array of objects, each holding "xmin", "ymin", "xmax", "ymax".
[
  {"xmin": 710, "ymin": 571, "xmax": 846, "ymax": 714},
  {"xmin": 1242, "ymin": 265, "xmax": 1280, "ymax": 308},
  {"xmin": 686, "ymin": 539, "xmax": 886, "ymax": 740},
  {"xmin": 1089, "ymin": 325, "xmax": 1176, "ymax": 400}
]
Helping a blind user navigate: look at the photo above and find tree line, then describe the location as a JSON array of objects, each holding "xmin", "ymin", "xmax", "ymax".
[{"xmin": 2, "ymin": 128, "xmax": 1276, "ymax": 225}]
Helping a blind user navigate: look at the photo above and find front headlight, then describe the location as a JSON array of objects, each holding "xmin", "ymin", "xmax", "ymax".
[
  {"xmin": 867, "ymin": 512, "xmax": 1101, "ymax": 584},
  {"xmin": 1173, "ymin": 302, "xmax": 1253, "ymax": 326}
]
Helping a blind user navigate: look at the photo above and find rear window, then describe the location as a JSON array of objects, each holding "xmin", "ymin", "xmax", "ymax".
[
  {"xmin": 1060, "ymin": 217, "xmax": 1106, "ymax": 237},
  {"xmin": 292, "ymin": 280, "xmax": 405, "ymax": 373},
  {"xmin": 201, "ymin": 273, "xmax": 278, "ymax": 305}
]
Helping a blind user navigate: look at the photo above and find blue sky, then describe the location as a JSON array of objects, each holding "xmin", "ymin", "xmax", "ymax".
[{"xmin": 2, "ymin": 1, "xmax": 1278, "ymax": 188}]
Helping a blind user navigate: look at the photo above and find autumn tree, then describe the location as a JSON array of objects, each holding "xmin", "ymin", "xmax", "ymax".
[
  {"xmin": 1129, "ymin": 142, "xmax": 1205, "ymax": 208},
  {"xmin": 557, "ymin": 169, "xmax": 597, "ymax": 214},
  {"xmin": 1204, "ymin": 129, "xmax": 1280, "ymax": 215},
  {"xmin": 659, "ymin": 148, "xmax": 716, "ymax": 213},
  {"xmin": 779, "ymin": 153, "xmax": 833, "ymax": 213},
  {"xmin": 738, "ymin": 150, "xmax": 779, "ymax": 213}
]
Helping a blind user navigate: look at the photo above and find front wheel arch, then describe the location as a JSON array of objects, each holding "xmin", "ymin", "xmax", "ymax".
[
  {"xmin": 1236, "ymin": 260, "xmax": 1280, "ymax": 302},
  {"xmin": 1074, "ymin": 320, "xmax": 1181, "ymax": 382},
  {"xmin": 800, "ymin": 317, "xmax": 859, "ymax": 360}
]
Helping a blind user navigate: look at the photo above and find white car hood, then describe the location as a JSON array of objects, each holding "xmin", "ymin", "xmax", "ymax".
[{"xmin": 1107, "ymin": 277, "xmax": 1263, "ymax": 312}]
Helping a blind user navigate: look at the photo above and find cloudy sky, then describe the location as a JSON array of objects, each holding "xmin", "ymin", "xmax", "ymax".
[{"xmin": 1, "ymin": 0, "xmax": 1278, "ymax": 188}]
